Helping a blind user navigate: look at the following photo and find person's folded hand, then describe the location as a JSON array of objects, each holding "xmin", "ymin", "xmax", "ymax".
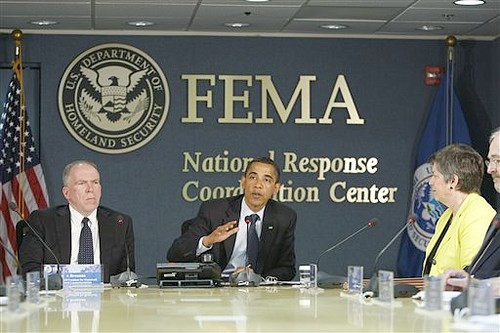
[{"xmin": 442, "ymin": 268, "xmax": 469, "ymax": 291}]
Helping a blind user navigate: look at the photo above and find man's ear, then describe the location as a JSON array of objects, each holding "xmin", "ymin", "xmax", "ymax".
[
  {"xmin": 273, "ymin": 182, "xmax": 281, "ymax": 195},
  {"xmin": 62, "ymin": 186, "xmax": 69, "ymax": 200}
]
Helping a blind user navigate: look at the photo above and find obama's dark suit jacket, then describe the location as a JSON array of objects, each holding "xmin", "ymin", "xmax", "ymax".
[
  {"xmin": 19, "ymin": 205, "xmax": 135, "ymax": 283},
  {"xmin": 167, "ymin": 195, "xmax": 297, "ymax": 281}
]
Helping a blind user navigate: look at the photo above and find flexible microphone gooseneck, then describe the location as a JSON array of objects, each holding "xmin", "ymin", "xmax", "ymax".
[
  {"xmin": 229, "ymin": 215, "xmax": 262, "ymax": 287},
  {"xmin": 316, "ymin": 218, "xmax": 378, "ymax": 288},
  {"xmin": 373, "ymin": 216, "xmax": 416, "ymax": 274},
  {"xmin": 484, "ymin": 213, "xmax": 500, "ymax": 241},
  {"xmin": 468, "ymin": 213, "xmax": 500, "ymax": 275},
  {"xmin": 365, "ymin": 216, "xmax": 418, "ymax": 298},
  {"xmin": 110, "ymin": 215, "xmax": 139, "ymax": 287},
  {"xmin": 316, "ymin": 218, "xmax": 379, "ymax": 267},
  {"xmin": 9, "ymin": 202, "xmax": 63, "ymax": 290},
  {"xmin": 244, "ymin": 215, "xmax": 252, "ymax": 267}
]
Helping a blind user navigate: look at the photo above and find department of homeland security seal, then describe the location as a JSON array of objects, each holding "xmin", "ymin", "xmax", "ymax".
[
  {"xmin": 407, "ymin": 163, "xmax": 445, "ymax": 251},
  {"xmin": 58, "ymin": 43, "xmax": 169, "ymax": 154}
]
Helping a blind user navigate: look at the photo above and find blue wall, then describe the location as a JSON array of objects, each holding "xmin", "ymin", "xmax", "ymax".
[{"xmin": 1, "ymin": 34, "xmax": 499, "ymax": 279}]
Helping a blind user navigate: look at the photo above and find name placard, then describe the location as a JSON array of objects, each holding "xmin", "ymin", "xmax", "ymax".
[{"xmin": 62, "ymin": 264, "xmax": 103, "ymax": 287}]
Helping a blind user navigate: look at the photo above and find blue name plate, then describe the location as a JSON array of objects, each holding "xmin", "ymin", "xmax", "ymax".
[{"xmin": 62, "ymin": 264, "xmax": 103, "ymax": 287}]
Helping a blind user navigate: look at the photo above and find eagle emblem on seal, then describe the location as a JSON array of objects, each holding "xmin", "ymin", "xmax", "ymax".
[{"xmin": 79, "ymin": 66, "xmax": 149, "ymax": 122}]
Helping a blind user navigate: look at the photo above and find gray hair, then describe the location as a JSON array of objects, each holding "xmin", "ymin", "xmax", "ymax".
[
  {"xmin": 489, "ymin": 126, "xmax": 500, "ymax": 144},
  {"xmin": 62, "ymin": 160, "xmax": 99, "ymax": 186},
  {"xmin": 428, "ymin": 144, "xmax": 484, "ymax": 194}
]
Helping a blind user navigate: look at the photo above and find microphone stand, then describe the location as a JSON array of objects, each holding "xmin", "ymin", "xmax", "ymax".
[
  {"xmin": 468, "ymin": 214, "xmax": 500, "ymax": 275},
  {"xmin": 243, "ymin": 217, "xmax": 253, "ymax": 282},
  {"xmin": 316, "ymin": 218, "xmax": 378, "ymax": 288},
  {"xmin": 366, "ymin": 230, "xmax": 403, "ymax": 293},
  {"xmin": 110, "ymin": 218, "xmax": 139, "ymax": 287},
  {"xmin": 245, "ymin": 219, "xmax": 250, "ymax": 274},
  {"xmin": 229, "ymin": 216, "xmax": 261, "ymax": 286},
  {"xmin": 316, "ymin": 220, "xmax": 377, "ymax": 267},
  {"xmin": 365, "ymin": 216, "xmax": 417, "ymax": 298}
]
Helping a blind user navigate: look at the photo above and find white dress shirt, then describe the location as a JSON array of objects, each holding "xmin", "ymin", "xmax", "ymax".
[
  {"xmin": 196, "ymin": 199, "xmax": 264, "ymax": 275},
  {"xmin": 69, "ymin": 205, "xmax": 101, "ymax": 265}
]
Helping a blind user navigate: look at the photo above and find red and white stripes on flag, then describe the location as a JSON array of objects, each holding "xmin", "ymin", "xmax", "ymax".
[{"xmin": 0, "ymin": 62, "xmax": 49, "ymax": 283}]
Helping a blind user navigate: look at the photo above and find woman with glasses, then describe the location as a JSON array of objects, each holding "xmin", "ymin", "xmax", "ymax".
[{"xmin": 423, "ymin": 143, "xmax": 496, "ymax": 276}]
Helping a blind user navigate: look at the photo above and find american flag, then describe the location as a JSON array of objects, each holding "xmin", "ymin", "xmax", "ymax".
[{"xmin": 0, "ymin": 62, "xmax": 49, "ymax": 283}]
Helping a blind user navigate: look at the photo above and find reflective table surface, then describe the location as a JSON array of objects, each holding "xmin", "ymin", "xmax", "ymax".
[{"xmin": 1, "ymin": 285, "xmax": 456, "ymax": 332}]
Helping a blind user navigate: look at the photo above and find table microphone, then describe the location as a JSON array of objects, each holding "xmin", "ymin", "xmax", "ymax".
[
  {"xmin": 477, "ymin": 213, "xmax": 500, "ymax": 250},
  {"xmin": 110, "ymin": 215, "xmax": 139, "ymax": 287},
  {"xmin": 9, "ymin": 202, "xmax": 63, "ymax": 290},
  {"xmin": 229, "ymin": 215, "xmax": 262, "ymax": 287},
  {"xmin": 364, "ymin": 216, "xmax": 418, "ymax": 298},
  {"xmin": 316, "ymin": 218, "xmax": 378, "ymax": 288},
  {"xmin": 490, "ymin": 212, "xmax": 500, "ymax": 230},
  {"xmin": 245, "ymin": 215, "xmax": 252, "ymax": 267},
  {"xmin": 467, "ymin": 213, "xmax": 500, "ymax": 275}
]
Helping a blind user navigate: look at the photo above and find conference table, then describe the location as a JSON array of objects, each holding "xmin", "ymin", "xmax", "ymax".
[{"xmin": 0, "ymin": 282, "xmax": 481, "ymax": 332}]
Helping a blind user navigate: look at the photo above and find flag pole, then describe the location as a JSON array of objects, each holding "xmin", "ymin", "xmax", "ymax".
[
  {"xmin": 11, "ymin": 29, "xmax": 26, "ymax": 215},
  {"xmin": 445, "ymin": 35, "xmax": 457, "ymax": 145}
]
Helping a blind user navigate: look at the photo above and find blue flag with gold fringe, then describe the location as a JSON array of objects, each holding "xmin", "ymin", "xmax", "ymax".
[{"xmin": 396, "ymin": 69, "xmax": 471, "ymax": 277}]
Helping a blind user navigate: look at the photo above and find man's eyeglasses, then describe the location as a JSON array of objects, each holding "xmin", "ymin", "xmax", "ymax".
[{"xmin": 485, "ymin": 158, "xmax": 500, "ymax": 169}]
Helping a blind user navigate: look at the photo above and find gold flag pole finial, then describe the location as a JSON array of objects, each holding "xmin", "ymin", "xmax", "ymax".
[
  {"xmin": 11, "ymin": 29, "xmax": 23, "ymax": 42},
  {"xmin": 11, "ymin": 29, "xmax": 23, "ymax": 55},
  {"xmin": 445, "ymin": 35, "xmax": 457, "ymax": 47},
  {"xmin": 446, "ymin": 35, "xmax": 457, "ymax": 63},
  {"xmin": 11, "ymin": 29, "xmax": 23, "ymax": 63}
]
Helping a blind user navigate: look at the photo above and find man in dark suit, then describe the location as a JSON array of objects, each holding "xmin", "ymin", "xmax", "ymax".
[
  {"xmin": 167, "ymin": 157, "xmax": 297, "ymax": 281},
  {"xmin": 19, "ymin": 160, "xmax": 135, "ymax": 283}
]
